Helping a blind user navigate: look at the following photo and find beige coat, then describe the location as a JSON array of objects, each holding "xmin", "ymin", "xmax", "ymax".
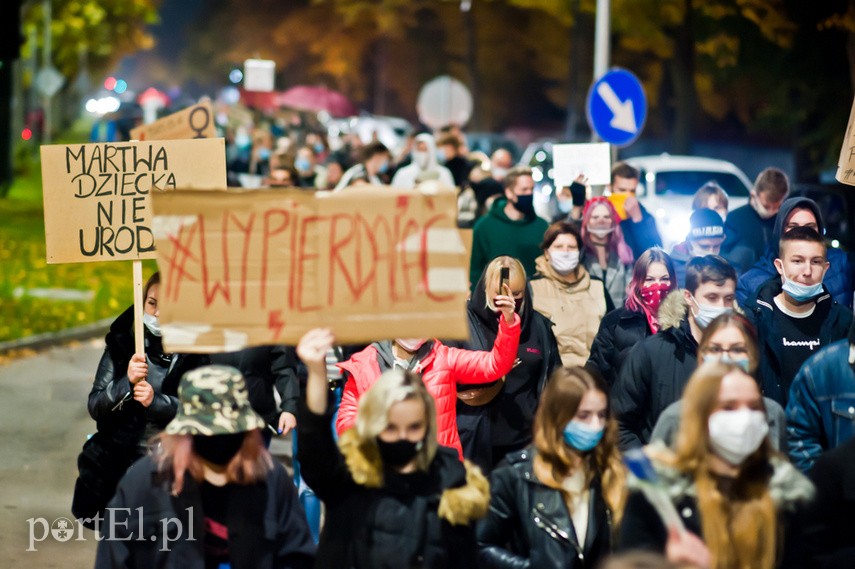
[{"xmin": 530, "ymin": 255, "xmax": 608, "ymax": 367}]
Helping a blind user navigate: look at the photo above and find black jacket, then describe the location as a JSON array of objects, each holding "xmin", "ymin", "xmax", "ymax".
[
  {"xmin": 94, "ymin": 455, "xmax": 315, "ymax": 569},
  {"xmin": 611, "ymin": 292, "xmax": 698, "ymax": 450},
  {"xmin": 477, "ymin": 448, "xmax": 613, "ymax": 569},
  {"xmin": 802, "ymin": 435, "xmax": 855, "ymax": 568},
  {"xmin": 743, "ymin": 276, "xmax": 852, "ymax": 406},
  {"xmin": 586, "ymin": 308, "xmax": 651, "ymax": 387},
  {"xmin": 619, "ymin": 205, "xmax": 662, "ymax": 260},
  {"xmin": 210, "ymin": 346, "xmax": 299, "ymax": 427},
  {"xmin": 721, "ymin": 201, "xmax": 778, "ymax": 274},
  {"xmin": 452, "ymin": 269, "xmax": 561, "ymax": 465},
  {"xmin": 88, "ymin": 305, "xmax": 209, "ymax": 453},
  {"xmin": 296, "ymin": 404, "xmax": 489, "ymax": 569}
]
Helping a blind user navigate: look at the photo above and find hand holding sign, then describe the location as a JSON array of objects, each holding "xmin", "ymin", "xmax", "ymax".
[
  {"xmin": 666, "ymin": 528, "xmax": 711, "ymax": 569},
  {"xmin": 127, "ymin": 353, "xmax": 148, "ymax": 385},
  {"xmin": 133, "ymin": 380, "xmax": 154, "ymax": 408}
]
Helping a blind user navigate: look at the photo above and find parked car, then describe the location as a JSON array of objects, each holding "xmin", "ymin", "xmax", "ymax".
[{"xmin": 625, "ymin": 154, "xmax": 752, "ymax": 250}]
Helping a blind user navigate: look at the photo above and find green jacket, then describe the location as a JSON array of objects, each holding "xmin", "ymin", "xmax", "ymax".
[{"xmin": 469, "ymin": 198, "xmax": 549, "ymax": 288}]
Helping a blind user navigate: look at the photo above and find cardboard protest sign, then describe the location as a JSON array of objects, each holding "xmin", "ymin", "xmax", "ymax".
[
  {"xmin": 130, "ymin": 101, "xmax": 217, "ymax": 141},
  {"xmin": 41, "ymin": 138, "xmax": 227, "ymax": 264},
  {"xmin": 151, "ymin": 186, "xmax": 470, "ymax": 350},
  {"xmin": 836, "ymin": 97, "xmax": 855, "ymax": 186},
  {"xmin": 553, "ymin": 142, "xmax": 611, "ymax": 187}
]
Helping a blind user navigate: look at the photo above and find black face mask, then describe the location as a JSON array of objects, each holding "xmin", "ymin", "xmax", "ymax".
[
  {"xmin": 193, "ymin": 433, "xmax": 246, "ymax": 466},
  {"xmin": 376, "ymin": 438, "xmax": 423, "ymax": 468},
  {"xmin": 512, "ymin": 194, "xmax": 535, "ymax": 217}
]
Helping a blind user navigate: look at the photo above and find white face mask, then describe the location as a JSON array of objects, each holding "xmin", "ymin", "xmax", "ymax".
[
  {"xmin": 143, "ymin": 312, "xmax": 162, "ymax": 337},
  {"xmin": 690, "ymin": 296, "xmax": 732, "ymax": 330},
  {"xmin": 413, "ymin": 150, "xmax": 430, "ymax": 170},
  {"xmin": 708, "ymin": 409, "xmax": 768, "ymax": 465},
  {"xmin": 549, "ymin": 251, "xmax": 580, "ymax": 275},
  {"xmin": 587, "ymin": 225, "xmax": 615, "ymax": 239}
]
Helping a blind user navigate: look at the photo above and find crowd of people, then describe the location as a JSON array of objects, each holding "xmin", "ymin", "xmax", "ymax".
[{"xmin": 72, "ymin": 125, "xmax": 855, "ymax": 569}]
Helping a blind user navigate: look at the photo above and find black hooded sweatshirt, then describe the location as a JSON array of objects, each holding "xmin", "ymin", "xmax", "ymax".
[
  {"xmin": 736, "ymin": 197, "xmax": 854, "ymax": 309},
  {"xmin": 452, "ymin": 269, "xmax": 560, "ymax": 460}
]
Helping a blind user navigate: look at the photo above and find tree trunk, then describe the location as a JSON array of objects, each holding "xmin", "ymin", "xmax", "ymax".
[{"xmin": 669, "ymin": 0, "xmax": 696, "ymax": 154}]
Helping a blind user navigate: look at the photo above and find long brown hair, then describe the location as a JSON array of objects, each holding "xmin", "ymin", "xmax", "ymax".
[
  {"xmin": 156, "ymin": 430, "xmax": 273, "ymax": 496},
  {"xmin": 670, "ymin": 361, "xmax": 777, "ymax": 569},
  {"xmin": 532, "ymin": 367, "xmax": 626, "ymax": 523}
]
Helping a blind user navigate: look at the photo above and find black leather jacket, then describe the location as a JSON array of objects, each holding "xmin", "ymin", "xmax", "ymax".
[
  {"xmin": 477, "ymin": 448, "xmax": 613, "ymax": 569},
  {"xmin": 87, "ymin": 305, "xmax": 208, "ymax": 453}
]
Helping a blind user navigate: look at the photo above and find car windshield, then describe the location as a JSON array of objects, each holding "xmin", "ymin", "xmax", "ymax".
[{"xmin": 652, "ymin": 171, "xmax": 749, "ymax": 197}]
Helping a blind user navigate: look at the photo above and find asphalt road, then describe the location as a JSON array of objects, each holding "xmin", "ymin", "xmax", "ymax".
[
  {"xmin": 0, "ymin": 339, "xmax": 102, "ymax": 566},
  {"xmin": 0, "ymin": 339, "xmax": 293, "ymax": 567}
]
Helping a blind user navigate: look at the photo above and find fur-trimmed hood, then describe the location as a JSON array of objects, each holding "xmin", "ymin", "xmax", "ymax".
[
  {"xmin": 630, "ymin": 442, "xmax": 815, "ymax": 513},
  {"xmin": 658, "ymin": 289, "xmax": 689, "ymax": 331},
  {"xmin": 337, "ymin": 429, "xmax": 490, "ymax": 526}
]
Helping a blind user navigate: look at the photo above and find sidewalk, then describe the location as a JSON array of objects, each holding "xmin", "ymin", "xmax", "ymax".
[{"xmin": 0, "ymin": 340, "xmax": 102, "ymax": 566}]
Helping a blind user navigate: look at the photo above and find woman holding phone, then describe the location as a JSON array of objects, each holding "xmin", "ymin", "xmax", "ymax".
[{"xmin": 456, "ymin": 256, "xmax": 561, "ymax": 472}]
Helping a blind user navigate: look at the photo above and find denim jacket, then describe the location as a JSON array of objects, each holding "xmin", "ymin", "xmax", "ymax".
[{"xmin": 786, "ymin": 340, "xmax": 855, "ymax": 472}]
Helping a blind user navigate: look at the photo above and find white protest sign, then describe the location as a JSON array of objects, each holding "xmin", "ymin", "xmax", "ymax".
[{"xmin": 552, "ymin": 142, "xmax": 611, "ymax": 187}]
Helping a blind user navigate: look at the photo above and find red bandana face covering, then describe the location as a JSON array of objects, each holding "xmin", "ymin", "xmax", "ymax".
[{"xmin": 640, "ymin": 282, "xmax": 670, "ymax": 315}]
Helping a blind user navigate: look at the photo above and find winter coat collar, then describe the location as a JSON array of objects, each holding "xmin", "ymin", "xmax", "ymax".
[
  {"xmin": 533, "ymin": 255, "xmax": 592, "ymax": 293},
  {"xmin": 658, "ymin": 290, "xmax": 689, "ymax": 331},
  {"xmin": 634, "ymin": 442, "xmax": 815, "ymax": 513},
  {"xmin": 336, "ymin": 429, "xmax": 490, "ymax": 526}
]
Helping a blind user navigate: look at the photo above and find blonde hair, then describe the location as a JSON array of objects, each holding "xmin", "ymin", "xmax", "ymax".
[
  {"xmin": 355, "ymin": 369, "xmax": 438, "ymax": 473},
  {"xmin": 482, "ymin": 256, "xmax": 526, "ymax": 312},
  {"xmin": 669, "ymin": 361, "xmax": 778, "ymax": 569},
  {"xmin": 532, "ymin": 367, "xmax": 626, "ymax": 524},
  {"xmin": 156, "ymin": 430, "xmax": 273, "ymax": 496}
]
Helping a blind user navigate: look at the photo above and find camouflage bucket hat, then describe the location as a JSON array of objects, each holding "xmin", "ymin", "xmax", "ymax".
[{"xmin": 165, "ymin": 365, "xmax": 267, "ymax": 436}]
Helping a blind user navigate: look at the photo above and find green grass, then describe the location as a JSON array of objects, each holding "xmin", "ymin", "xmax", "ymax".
[{"xmin": 0, "ymin": 130, "xmax": 157, "ymax": 343}]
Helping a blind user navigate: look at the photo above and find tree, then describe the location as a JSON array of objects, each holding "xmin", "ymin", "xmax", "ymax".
[{"xmin": 22, "ymin": 0, "xmax": 161, "ymax": 80}]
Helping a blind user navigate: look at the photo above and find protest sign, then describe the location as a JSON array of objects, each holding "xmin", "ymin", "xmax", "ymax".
[
  {"xmin": 553, "ymin": 142, "xmax": 611, "ymax": 187},
  {"xmin": 40, "ymin": 138, "xmax": 227, "ymax": 264},
  {"xmin": 836, "ymin": 97, "xmax": 855, "ymax": 186},
  {"xmin": 130, "ymin": 101, "xmax": 217, "ymax": 141},
  {"xmin": 150, "ymin": 186, "xmax": 470, "ymax": 350}
]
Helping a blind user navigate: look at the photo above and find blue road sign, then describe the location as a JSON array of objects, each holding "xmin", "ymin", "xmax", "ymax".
[{"xmin": 586, "ymin": 68, "xmax": 647, "ymax": 147}]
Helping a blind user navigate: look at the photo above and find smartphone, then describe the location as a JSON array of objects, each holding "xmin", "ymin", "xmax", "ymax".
[{"xmin": 500, "ymin": 267, "xmax": 510, "ymax": 295}]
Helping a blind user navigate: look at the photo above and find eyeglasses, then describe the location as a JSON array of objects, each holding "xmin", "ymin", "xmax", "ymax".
[{"xmin": 703, "ymin": 345, "xmax": 748, "ymax": 356}]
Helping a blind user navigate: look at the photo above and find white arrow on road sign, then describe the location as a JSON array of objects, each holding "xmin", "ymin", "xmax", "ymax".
[{"xmin": 596, "ymin": 82, "xmax": 638, "ymax": 134}]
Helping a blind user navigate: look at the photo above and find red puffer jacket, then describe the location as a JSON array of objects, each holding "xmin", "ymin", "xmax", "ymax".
[{"xmin": 336, "ymin": 314, "xmax": 521, "ymax": 459}]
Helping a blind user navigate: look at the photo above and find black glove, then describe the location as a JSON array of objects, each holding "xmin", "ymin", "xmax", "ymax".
[{"xmin": 570, "ymin": 181, "xmax": 586, "ymax": 207}]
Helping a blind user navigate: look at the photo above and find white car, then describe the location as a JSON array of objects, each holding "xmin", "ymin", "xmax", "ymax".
[{"xmin": 624, "ymin": 154, "xmax": 752, "ymax": 250}]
